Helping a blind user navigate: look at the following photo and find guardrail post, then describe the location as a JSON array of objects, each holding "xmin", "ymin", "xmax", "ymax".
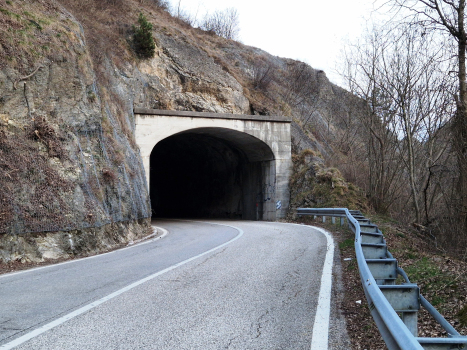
[
  {"xmin": 366, "ymin": 259, "xmax": 397, "ymax": 285},
  {"xmin": 313, "ymin": 215, "xmax": 317, "ymax": 220},
  {"xmin": 401, "ymin": 312, "xmax": 418, "ymax": 337},
  {"xmin": 379, "ymin": 284, "xmax": 420, "ymax": 337},
  {"xmin": 295, "ymin": 207, "xmax": 466, "ymax": 349},
  {"xmin": 332, "ymin": 216, "xmax": 336, "ymax": 224}
]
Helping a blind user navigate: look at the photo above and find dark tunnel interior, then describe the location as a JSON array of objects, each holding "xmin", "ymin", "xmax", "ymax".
[{"xmin": 149, "ymin": 131, "xmax": 265, "ymax": 219}]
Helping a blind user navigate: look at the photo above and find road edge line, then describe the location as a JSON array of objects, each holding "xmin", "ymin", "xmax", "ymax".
[
  {"xmin": 0, "ymin": 225, "xmax": 167, "ymax": 280},
  {"xmin": 0, "ymin": 224, "xmax": 243, "ymax": 350},
  {"xmin": 309, "ymin": 225, "xmax": 334, "ymax": 350},
  {"xmin": 283, "ymin": 222, "xmax": 334, "ymax": 350}
]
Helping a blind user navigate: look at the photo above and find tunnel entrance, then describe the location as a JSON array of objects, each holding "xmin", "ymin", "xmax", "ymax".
[{"xmin": 149, "ymin": 128, "xmax": 275, "ymax": 220}]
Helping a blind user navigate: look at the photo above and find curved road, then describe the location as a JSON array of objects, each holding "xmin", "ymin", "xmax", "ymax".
[{"xmin": 0, "ymin": 220, "xmax": 340, "ymax": 349}]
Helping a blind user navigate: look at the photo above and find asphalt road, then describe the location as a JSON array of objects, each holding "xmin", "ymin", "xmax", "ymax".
[{"xmin": 0, "ymin": 220, "xmax": 336, "ymax": 349}]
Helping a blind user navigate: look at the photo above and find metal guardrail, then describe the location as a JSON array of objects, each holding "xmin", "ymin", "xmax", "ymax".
[{"xmin": 297, "ymin": 208, "xmax": 467, "ymax": 350}]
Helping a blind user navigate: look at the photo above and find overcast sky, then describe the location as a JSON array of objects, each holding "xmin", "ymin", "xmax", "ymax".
[{"xmin": 171, "ymin": 0, "xmax": 382, "ymax": 87}]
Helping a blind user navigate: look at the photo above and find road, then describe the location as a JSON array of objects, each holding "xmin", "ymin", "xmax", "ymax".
[{"xmin": 0, "ymin": 220, "xmax": 341, "ymax": 349}]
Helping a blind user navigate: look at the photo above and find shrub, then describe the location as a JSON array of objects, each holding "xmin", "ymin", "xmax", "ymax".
[
  {"xmin": 102, "ymin": 167, "xmax": 117, "ymax": 183},
  {"xmin": 200, "ymin": 8, "xmax": 240, "ymax": 40},
  {"xmin": 152, "ymin": 0, "xmax": 170, "ymax": 11},
  {"xmin": 95, "ymin": 0, "xmax": 124, "ymax": 10},
  {"xmin": 133, "ymin": 13, "xmax": 156, "ymax": 59},
  {"xmin": 252, "ymin": 59, "xmax": 274, "ymax": 91},
  {"xmin": 29, "ymin": 116, "xmax": 65, "ymax": 159}
]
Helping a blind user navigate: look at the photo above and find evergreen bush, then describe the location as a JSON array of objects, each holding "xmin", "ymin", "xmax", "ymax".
[{"xmin": 133, "ymin": 13, "xmax": 155, "ymax": 59}]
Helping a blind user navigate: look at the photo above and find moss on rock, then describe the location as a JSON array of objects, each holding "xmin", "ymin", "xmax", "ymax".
[{"xmin": 289, "ymin": 149, "xmax": 369, "ymax": 212}]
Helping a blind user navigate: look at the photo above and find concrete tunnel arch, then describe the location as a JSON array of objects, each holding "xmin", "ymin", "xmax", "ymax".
[
  {"xmin": 149, "ymin": 127, "xmax": 276, "ymax": 220},
  {"xmin": 134, "ymin": 108, "xmax": 292, "ymax": 220}
]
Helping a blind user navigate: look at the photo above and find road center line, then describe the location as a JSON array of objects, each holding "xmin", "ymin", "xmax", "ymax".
[{"xmin": 0, "ymin": 222, "xmax": 243, "ymax": 350}]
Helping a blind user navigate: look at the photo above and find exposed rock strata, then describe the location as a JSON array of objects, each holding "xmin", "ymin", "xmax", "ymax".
[
  {"xmin": 0, "ymin": 219, "xmax": 151, "ymax": 263},
  {"xmin": 0, "ymin": 0, "xmax": 367, "ymax": 262}
]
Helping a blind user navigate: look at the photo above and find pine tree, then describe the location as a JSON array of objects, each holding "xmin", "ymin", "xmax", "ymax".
[{"xmin": 133, "ymin": 13, "xmax": 155, "ymax": 59}]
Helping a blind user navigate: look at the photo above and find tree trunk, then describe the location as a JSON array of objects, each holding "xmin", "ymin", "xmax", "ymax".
[
  {"xmin": 403, "ymin": 108, "xmax": 421, "ymax": 224},
  {"xmin": 455, "ymin": 0, "xmax": 467, "ymax": 229}
]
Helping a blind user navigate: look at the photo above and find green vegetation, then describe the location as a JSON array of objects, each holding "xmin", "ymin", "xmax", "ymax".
[
  {"xmin": 87, "ymin": 91, "xmax": 97, "ymax": 103},
  {"xmin": 339, "ymin": 238, "xmax": 354, "ymax": 250},
  {"xmin": 0, "ymin": 7, "xmax": 13, "ymax": 16},
  {"xmin": 133, "ymin": 13, "xmax": 155, "ymax": 59},
  {"xmin": 28, "ymin": 19, "xmax": 42, "ymax": 30},
  {"xmin": 346, "ymin": 258, "xmax": 357, "ymax": 271},
  {"xmin": 404, "ymin": 257, "xmax": 456, "ymax": 306},
  {"xmin": 289, "ymin": 149, "xmax": 369, "ymax": 211},
  {"xmin": 458, "ymin": 305, "xmax": 467, "ymax": 327}
]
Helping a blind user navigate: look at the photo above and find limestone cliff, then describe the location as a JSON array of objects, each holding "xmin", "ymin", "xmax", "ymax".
[{"xmin": 0, "ymin": 0, "xmax": 367, "ymax": 262}]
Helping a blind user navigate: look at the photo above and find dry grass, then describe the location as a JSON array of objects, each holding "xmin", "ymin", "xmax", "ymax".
[
  {"xmin": 29, "ymin": 116, "xmax": 66, "ymax": 159},
  {"xmin": 0, "ymin": 0, "xmax": 66, "ymax": 71},
  {"xmin": 0, "ymin": 119, "xmax": 74, "ymax": 234}
]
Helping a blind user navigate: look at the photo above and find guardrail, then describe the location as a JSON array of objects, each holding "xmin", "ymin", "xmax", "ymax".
[{"xmin": 297, "ymin": 208, "xmax": 467, "ymax": 350}]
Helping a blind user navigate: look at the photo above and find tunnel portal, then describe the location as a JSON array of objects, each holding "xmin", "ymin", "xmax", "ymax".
[
  {"xmin": 135, "ymin": 108, "xmax": 292, "ymax": 220},
  {"xmin": 150, "ymin": 128, "xmax": 275, "ymax": 219}
]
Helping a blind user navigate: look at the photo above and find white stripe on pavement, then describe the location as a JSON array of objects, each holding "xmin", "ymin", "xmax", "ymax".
[
  {"xmin": 0, "ymin": 225, "xmax": 167, "ymax": 280},
  {"xmin": 0, "ymin": 222, "xmax": 243, "ymax": 350},
  {"xmin": 284, "ymin": 222, "xmax": 334, "ymax": 350},
  {"xmin": 309, "ymin": 226, "xmax": 334, "ymax": 350}
]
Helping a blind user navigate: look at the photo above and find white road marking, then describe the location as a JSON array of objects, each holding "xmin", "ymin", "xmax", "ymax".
[
  {"xmin": 308, "ymin": 226, "xmax": 335, "ymax": 350},
  {"xmin": 283, "ymin": 222, "xmax": 335, "ymax": 350},
  {"xmin": 171, "ymin": 220, "xmax": 336, "ymax": 350},
  {"xmin": 1, "ymin": 221, "xmax": 335, "ymax": 349},
  {"xmin": 127, "ymin": 226, "xmax": 169, "ymax": 245},
  {"xmin": 0, "ymin": 225, "xmax": 167, "ymax": 280},
  {"xmin": 0, "ymin": 223, "xmax": 243, "ymax": 350}
]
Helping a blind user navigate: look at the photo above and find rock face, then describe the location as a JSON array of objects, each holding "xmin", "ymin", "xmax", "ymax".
[
  {"xmin": 0, "ymin": 219, "xmax": 150, "ymax": 263},
  {"xmin": 0, "ymin": 0, "xmax": 367, "ymax": 262},
  {"xmin": 288, "ymin": 149, "xmax": 369, "ymax": 213},
  {"xmin": 136, "ymin": 34, "xmax": 250, "ymax": 113},
  {"xmin": 0, "ymin": 1, "xmax": 152, "ymax": 262}
]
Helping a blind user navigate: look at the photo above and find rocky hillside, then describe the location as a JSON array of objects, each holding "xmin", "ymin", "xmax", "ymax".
[{"xmin": 0, "ymin": 0, "xmax": 368, "ymax": 262}]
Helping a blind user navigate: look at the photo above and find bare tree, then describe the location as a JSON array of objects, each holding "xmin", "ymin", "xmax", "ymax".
[
  {"xmin": 171, "ymin": 0, "xmax": 198, "ymax": 26},
  {"xmin": 342, "ymin": 28, "xmax": 404, "ymax": 213},
  {"xmin": 389, "ymin": 0, "xmax": 467, "ymax": 228},
  {"xmin": 342, "ymin": 24, "xmax": 454, "ymax": 221},
  {"xmin": 251, "ymin": 58, "xmax": 274, "ymax": 91},
  {"xmin": 200, "ymin": 7, "xmax": 240, "ymax": 40},
  {"xmin": 139, "ymin": 0, "xmax": 170, "ymax": 10}
]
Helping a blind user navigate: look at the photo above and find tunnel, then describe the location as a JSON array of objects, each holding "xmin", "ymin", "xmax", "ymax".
[{"xmin": 149, "ymin": 127, "xmax": 276, "ymax": 220}]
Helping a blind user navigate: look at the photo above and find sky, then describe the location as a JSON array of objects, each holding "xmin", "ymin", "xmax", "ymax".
[{"xmin": 171, "ymin": 0, "xmax": 382, "ymax": 87}]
